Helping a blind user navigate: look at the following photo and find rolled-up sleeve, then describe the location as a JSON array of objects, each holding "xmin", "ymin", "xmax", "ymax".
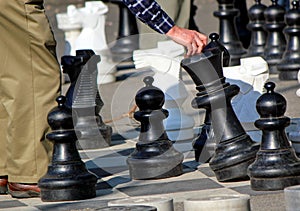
[{"xmin": 122, "ymin": 0, "xmax": 175, "ymax": 34}]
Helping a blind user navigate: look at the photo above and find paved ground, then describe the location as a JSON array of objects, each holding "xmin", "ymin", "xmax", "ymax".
[{"xmin": 1, "ymin": 0, "xmax": 300, "ymax": 210}]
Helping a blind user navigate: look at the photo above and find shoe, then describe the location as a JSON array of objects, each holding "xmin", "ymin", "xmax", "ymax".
[
  {"xmin": 8, "ymin": 182, "xmax": 40, "ymax": 198},
  {"xmin": 0, "ymin": 176, "xmax": 8, "ymax": 194}
]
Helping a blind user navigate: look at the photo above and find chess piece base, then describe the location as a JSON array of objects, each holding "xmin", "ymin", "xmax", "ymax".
[
  {"xmin": 127, "ymin": 140, "xmax": 183, "ymax": 179},
  {"xmin": 251, "ymin": 176, "xmax": 300, "ymax": 191},
  {"xmin": 209, "ymin": 134, "xmax": 260, "ymax": 182},
  {"xmin": 249, "ymin": 149, "xmax": 300, "ymax": 191},
  {"xmin": 39, "ymin": 176, "xmax": 97, "ymax": 201}
]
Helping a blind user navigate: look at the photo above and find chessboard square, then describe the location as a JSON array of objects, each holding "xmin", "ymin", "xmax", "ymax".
[
  {"xmin": 36, "ymin": 200, "xmax": 108, "ymax": 211},
  {"xmin": 0, "ymin": 200, "xmax": 27, "ymax": 209},
  {"xmin": 117, "ymin": 178, "xmax": 223, "ymax": 196}
]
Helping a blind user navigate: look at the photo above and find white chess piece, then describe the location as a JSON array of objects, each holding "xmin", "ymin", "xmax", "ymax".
[
  {"xmin": 56, "ymin": 5, "xmax": 82, "ymax": 56},
  {"xmin": 296, "ymin": 70, "xmax": 300, "ymax": 97},
  {"xmin": 75, "ymin": 1, "xmax": 116, "ymax": 84},
  {"xmin": 133, "ymin": 40, "xmax": 195, "ymax": 142},
  {"xmin": 223, "ymin": 56, "xmax": 269, "ymax": 142}
]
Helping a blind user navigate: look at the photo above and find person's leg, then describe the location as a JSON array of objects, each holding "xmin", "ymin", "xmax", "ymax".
[{"xmin": 0, "ymin": 0, "xmax": 60, "ymax": 185}]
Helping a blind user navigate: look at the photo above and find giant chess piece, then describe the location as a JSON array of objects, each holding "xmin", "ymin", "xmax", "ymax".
[
  {"xmin": 38, "ymin": 96, "xmax": 97, "ymax": 201},
  {"xmin": 214, "ymin": 0, "xmax": 247, "ymax": 66},
  {"xmin": 56, "ymin": 5, "xmax": 82, "ymax": 56},
  {"xmin": 181, "ymin": 33, "xmax": 260, "ymax": 181},
  {"xmin": 277, "ymin": 0, "xmax": 300, "ymax": 80},
  {"xmin": 264, "ymin": 0, "xmax": 287, "ymax": 74},
  {"xmin": 248, "ymin": 82, "xmax": 300, "ymax": 191},
  {"xmin": 127, "ymin": 76, "xmax": 184, "ymax": 179},
  {"xmin": 74, "ymin": 1, "xmax": 116, "ymax": 84},
  {"xmin": 62, "ymin": 49, "xmax": 112, "ymax": 149},
  {"xmin": 190, "ymin": 33, "xmax": 230, "ymax": 162},
  {"xmin": 246, "ymin": 0, "xmax": 267, "ymax": 57},
  {"xmin": 110, "ymin": 0, "xmax": 139, "ymax": 62}
]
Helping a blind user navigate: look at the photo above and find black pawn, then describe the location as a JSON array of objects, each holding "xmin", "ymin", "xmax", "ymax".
[
  {"xmin": 62, "ymin": 49, "xmax": 112, "ymax": 149},
  {"xmin": 38, "ymin": 96, "xmax": 97, "ymax": 201},
  {"xmin": 127, "ymin": 76, "xmax": 184, "ymax": 179},
  {"xmin": 181, "ymin": 33, "xmax": 259, "ymax": 181},
  {"xmin": 247, "ymin": 0, "xmax": 268, "ymax": 57},
  {"xmin": 248, "ymin": 82, "xmax": 300, "ymax": 191},
  {"xmin": 110, "ymin": 0, "xmax": 139, "ymax": 62},
  {"xmin": 277, "ymin": 0, "xmax": 300, "ymax": 80},
  {"xmin": 264, "ymin": 0, "xmax": 287, "ymax": 74},
  {"xmin": 214, "ymin": 0, "xmax": 247, "ymax": 66}
]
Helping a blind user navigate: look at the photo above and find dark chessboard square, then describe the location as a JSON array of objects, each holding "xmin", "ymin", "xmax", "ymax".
[
  {"xmin": 0, "ymin": 200, "xmax": 27, "ymax": 209},
  {"xmin": 118, "ymin": 178, "xmax": 223, "ymax": 196},
  {"xmin": 231, "ymin": 185, "xmax": 283, "ymax": 196},
  {"xmin": 96, "ymin": 181, "xmax": 113, "ymax": 190},
  {"xmin": 88, "ymin": 166, "xmax": 129, "ymax": 178},
  {"xmin": 182, "ymin": 160, "xmax": 199, "ymax": 170}
]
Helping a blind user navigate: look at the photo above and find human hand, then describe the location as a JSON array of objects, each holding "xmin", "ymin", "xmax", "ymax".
[{"xmin": 166, "ymin": 25, "xmax": 208, "ymax": 57}]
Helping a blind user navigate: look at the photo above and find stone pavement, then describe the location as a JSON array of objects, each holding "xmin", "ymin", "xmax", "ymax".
[{"xmin": 1, "ymin": 0, "xmax": 300, "ymax": 211}]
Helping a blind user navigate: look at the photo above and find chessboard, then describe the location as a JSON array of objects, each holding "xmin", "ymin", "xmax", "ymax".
[{"xmin": 0, "ymin": 135, "xmax": 286, "ymax": 211}]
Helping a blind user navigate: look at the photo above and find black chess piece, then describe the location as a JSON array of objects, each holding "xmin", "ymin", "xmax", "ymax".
[
  {"xmin": 248, "ymin": 82, "xmax": 300, "ymax": 191},
  {"xmin": 38, "ymin": 96, "xmax": 97, "ymax": 201},
  {"xmin": 214, "ymin": 0, "xmax": 247, "ymax": 66},
  {"xmin": 277, "ymin": 0, "xmax": 300, "ymax": 80},
  {"xmin": 61, "ymin": 50, "xmax": 112, "ymax": 149},
  {"xmin": 263, "ymin": 0, "xmax": 287, "ymax": 74},
  {"xmin": 191, "ymin": 33, "xmax": 230, "ymax": 162},
  {"xmin": 181, "ymin": 33, "xmax": 260, "ymax": 182},
  {"xmin": 127, "ymin": 76, "xmax": 184, "ymax": 179},
  {"xmin": 247, "ymin": 0, "xmax": 268, "ymax": 57},
  {"xmin": 110, "ymin": 0, "xmax": 139, "ymax": 62}
]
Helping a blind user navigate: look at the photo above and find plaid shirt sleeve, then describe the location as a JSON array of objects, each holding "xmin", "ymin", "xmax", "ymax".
[{"xmin": 122, "ymin": 0, "xmax": 175, "ymax": 34}]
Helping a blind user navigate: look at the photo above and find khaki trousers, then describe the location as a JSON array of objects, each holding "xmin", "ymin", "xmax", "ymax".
[
  {"xmin": 0, "ymin": 0, "xmax": 61, "ymax": 183},
  {"xmin": 138, "ymin": 0, "xmax": 191, "ymax": 49}
]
